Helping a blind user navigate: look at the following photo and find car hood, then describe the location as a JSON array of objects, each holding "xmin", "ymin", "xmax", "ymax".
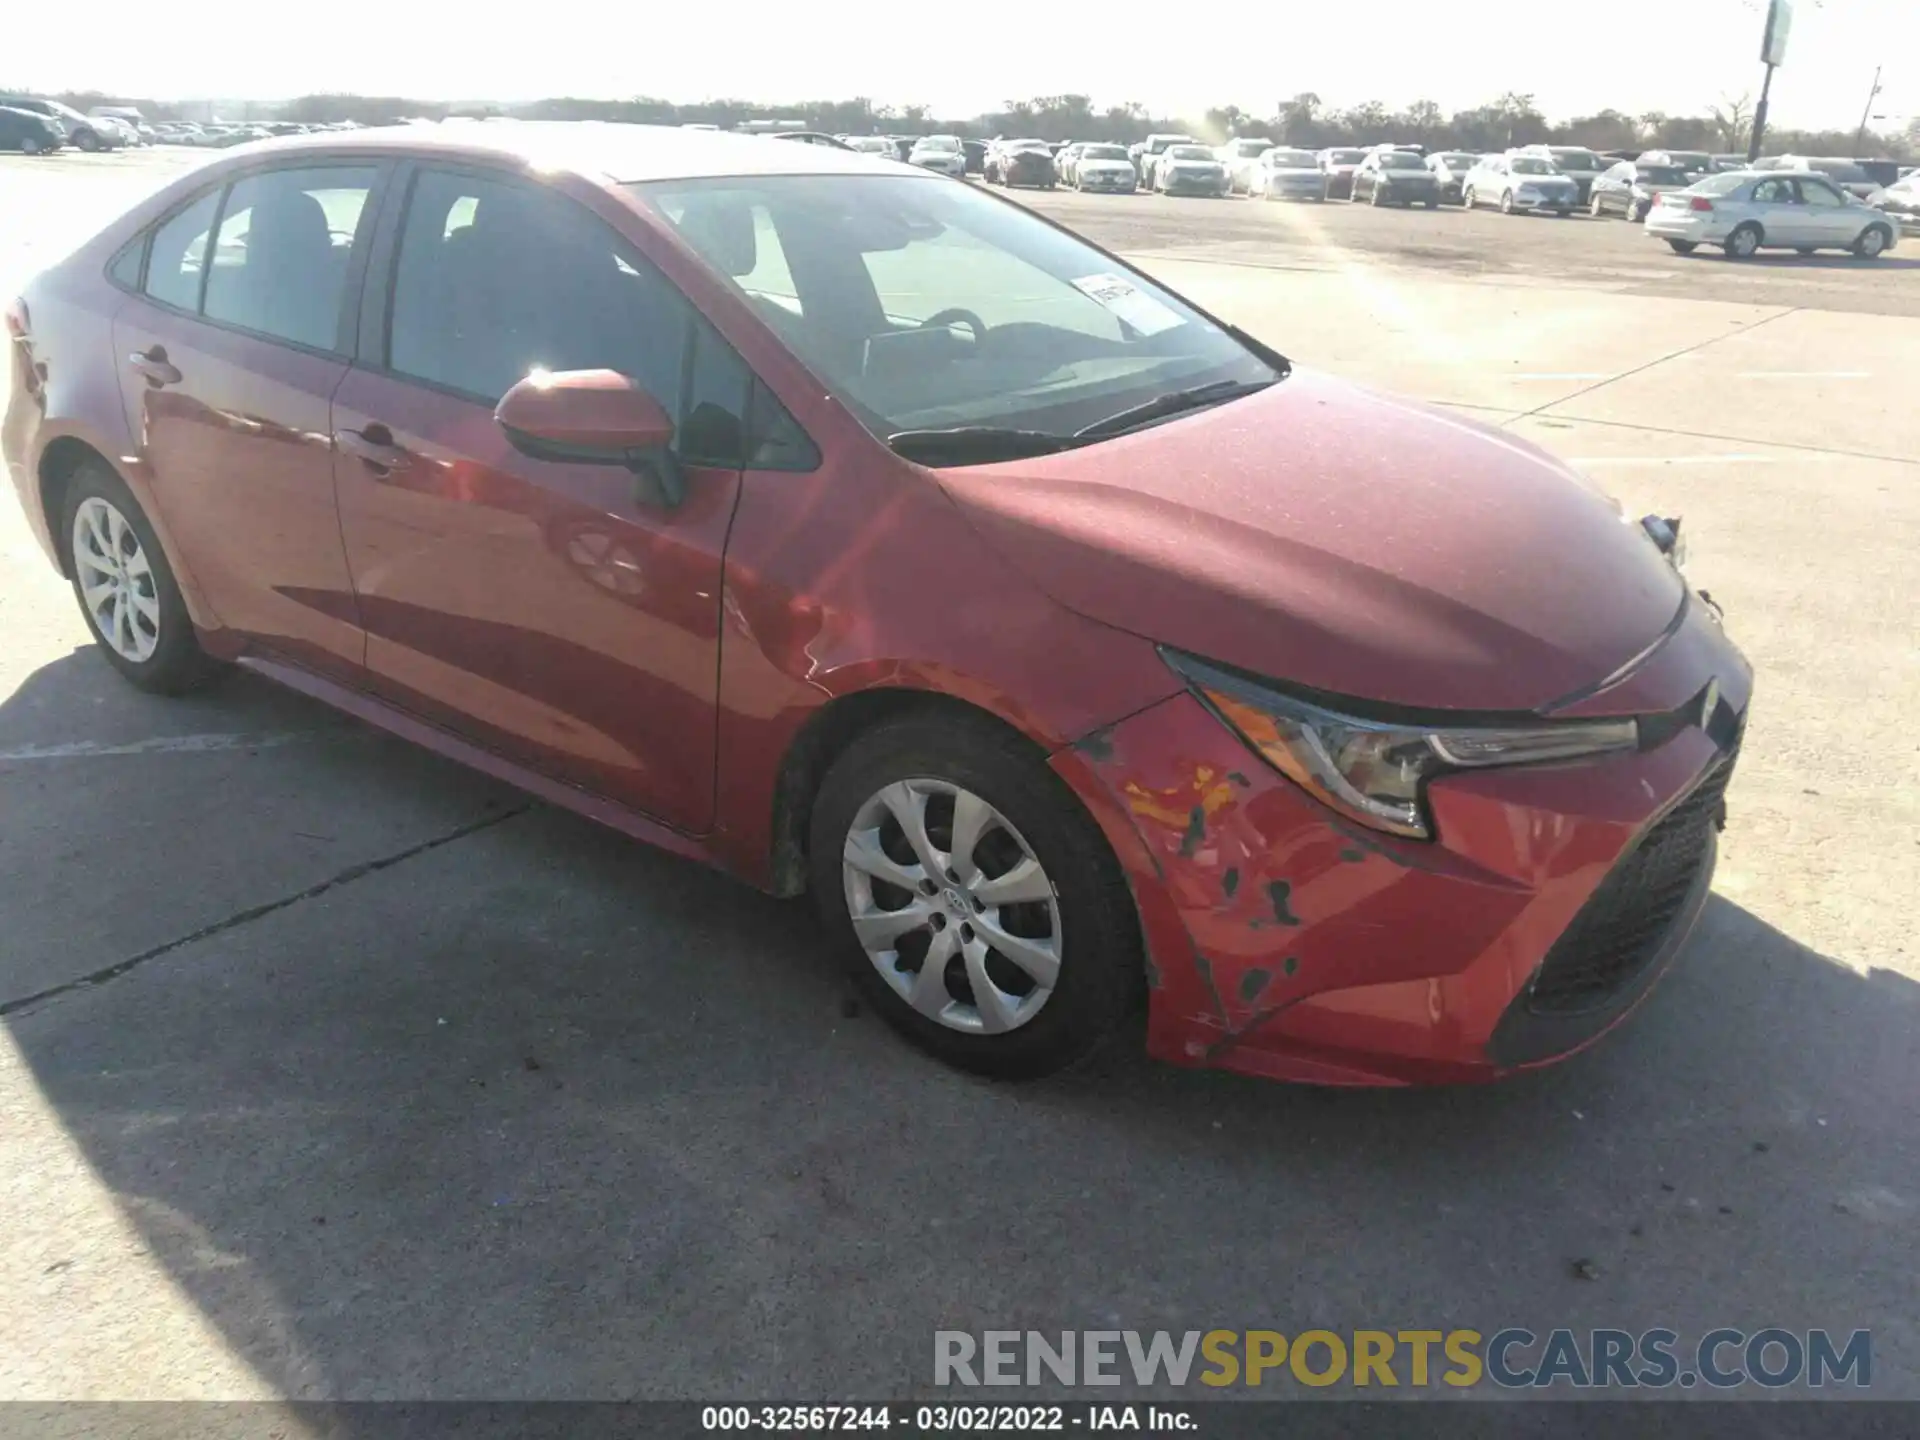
[{"xmin": 934, "ymin": 369, "xmax": 1685, "ymax": 713}]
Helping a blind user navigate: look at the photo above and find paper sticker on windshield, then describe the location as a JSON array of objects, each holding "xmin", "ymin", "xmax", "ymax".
[{"xmin": 1072, "ymin": 273, "xmax": 1186, "ymax": 337}]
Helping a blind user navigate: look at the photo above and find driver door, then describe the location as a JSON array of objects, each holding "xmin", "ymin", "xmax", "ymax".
[
  {"xmin": 332, "ymin": 166, "xmax": 753, "ymax": 833},
  {"xmin": 1794, "ymin": 178, "xmax": 1856, "ymax": 245}
]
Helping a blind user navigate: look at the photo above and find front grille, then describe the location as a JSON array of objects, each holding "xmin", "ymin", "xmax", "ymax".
[{"xmin": 1525, "ymin": 748, "xmax": 1737, "ymax": 1016}]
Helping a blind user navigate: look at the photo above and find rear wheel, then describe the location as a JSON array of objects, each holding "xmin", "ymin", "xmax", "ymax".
[
  {"xmin": 76, "ymin": 130, "xmax": 101, "ymax": 152},
  {"xmin": 21, "ymin": 135, "xmax": 45, "ymax": 155},
  {"xmin": 60, "ymin": 461, "xmax": 221, "ymax": 694},
  {"xmin": 1724, "ymin": 222, "xmax": 1762, "ymax": 259},
  {"xmin": 1666, "ymin": 239, "xmax": 1698, "ymax": 254},
  {"xmin": 809, "ymin": 712, "xmax": 1142, "ymax": 1079}
]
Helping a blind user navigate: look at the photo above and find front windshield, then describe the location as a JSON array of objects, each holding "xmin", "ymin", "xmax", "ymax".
[
  {"xmin": 1510, "ymin": 157, "xmax": 1560, "ymax": 176},
  {"xmin": 916, "ymin": 136, "xmax": 960, "ymax": 152},
  {"xmin": 1270, "ymin": 150, "xmax": 1318, "ymax": 167},
  {"xmin": 1081, "ymin": 145, "xmax": 1128, "ymax": 161},
  {"xmin": 638, "ymin": 174, "xmax": 1279, "ymax": 452},
  {"xmin": 1230, "ymin": 140, "xmax": 1272, "ymax": 156},
  {"xmin": 1552, "ymin": 150, "xmax": 1603, "ymax": 169},
  {"xmin": 1326, "ymin": 149, "xmax": 1365, "ymax": 163},
  {"xmin": 1166, "ymin": 146, "xmax": 1215, "ymax": 161},
  {"xmin": 1436, "ymin": 154, "xmax": 1477, "ymax": 168},
  {"xmin": 1665, "ymin": 153, "xmax": 1711, "ymax": 169}
]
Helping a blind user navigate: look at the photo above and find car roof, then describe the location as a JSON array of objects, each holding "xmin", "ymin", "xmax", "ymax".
[{"xmin": 201, "ymin": 121, "xmax": 912, "ymax": 183}]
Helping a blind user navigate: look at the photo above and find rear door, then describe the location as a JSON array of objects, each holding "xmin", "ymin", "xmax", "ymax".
[{"xmin": 112, "ymin": 162, "xmax": 386, "ymax": 679}]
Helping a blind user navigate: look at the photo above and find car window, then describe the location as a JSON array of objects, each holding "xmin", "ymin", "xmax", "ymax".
[
  {"xmin": 1799, "ymin": 179, "xmax": 1843, "ymax": 206},
  {"xmin": 142, "ymin": 190, "xmax": 222, "ymax": 313},
  {"xmin": 1752, "ymin": 179, "xmax": 1795, "ymax": 204},
  {"xmin": 388, "ymin": 168, "xmax": 766, "ymax": 469},
  {"xmin": 202, "ymin": 167, "xmax": 375, "ymax": 351},
  {"xmin": 639, "ymin": 174, "xmax": 1276, "ymax": 444}
]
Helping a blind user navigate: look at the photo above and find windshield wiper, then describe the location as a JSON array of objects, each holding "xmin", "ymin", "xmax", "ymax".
[
  {"xmin": 886, "ymin": 427, "xmax": 1082, "ymax": 465},
  {"xmin": 1073, "ymin": 378, "xmax": 1276, "ymax": 441}
]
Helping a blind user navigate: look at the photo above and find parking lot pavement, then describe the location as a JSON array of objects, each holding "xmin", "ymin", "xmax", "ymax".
[
  {"xmin": 1021, "ymin": 186, "xmax": 1920, "ymax": 318},
  {"xmin": 3, "ymin": 151, "xmax": 1918, "ymax": 1402}
]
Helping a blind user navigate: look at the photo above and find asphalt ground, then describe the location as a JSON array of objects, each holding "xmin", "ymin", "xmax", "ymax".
[{"xmin": 2, "ymin": 148, "xmax": 1917, "ymax": 1407}]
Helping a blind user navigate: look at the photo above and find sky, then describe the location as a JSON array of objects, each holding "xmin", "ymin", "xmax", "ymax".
[{"xmin": 7, "ymin": 0, "xmax": 1913, "ymax": 133}]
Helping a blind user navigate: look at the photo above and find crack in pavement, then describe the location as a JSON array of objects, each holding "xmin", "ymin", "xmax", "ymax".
[
  {"xmin": 1505, "ymin": 410, "xmax": 1920, "ymax": 468},
  {"xmin": 0, "ymin": 803, "xmax": 534, "ymax": 1019}
]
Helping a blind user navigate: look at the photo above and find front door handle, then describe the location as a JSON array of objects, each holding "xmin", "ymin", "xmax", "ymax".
[
  {"xmin": 126, "ymin": 346, "xmax": 182, "ymax": 386},
  {"xmin": 334, "ymin": 424, "xmax": 410, "ymax": 475}
]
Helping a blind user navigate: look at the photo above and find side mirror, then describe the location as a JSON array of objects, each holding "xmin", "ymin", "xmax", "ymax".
[{"xmin": 496, "ymin": 369, "xmax": 685, "ymax": 507}]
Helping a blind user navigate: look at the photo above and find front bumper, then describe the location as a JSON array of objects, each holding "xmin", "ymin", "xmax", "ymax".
[
  {"xmin": 1163, "ymin": 173, "xmax": 1229, "ymax": 195},
  {"xmin": 1510, "ymin": 189, "xmax": 1578, "ymax": 211},
  {"xmin": 1079, "ymin": 170, "xmax": 1137, "ymax": 191},
  {"xmin": 1052, "ymin": 597, "xmax": 1751, "ymax": 1086},
  {"xmin": 1266, "ymin": 178, "xmax": 1327, "ymax": 200},
  {"xmin": 1376, "ymin": 181, "xmax": 1440, "ymax": 202}
]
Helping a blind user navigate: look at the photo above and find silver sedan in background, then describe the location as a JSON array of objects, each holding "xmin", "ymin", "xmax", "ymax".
[
  {"xmin": 1426, "ymin": 151, "xmax": 1482, "ymax": 204},
  {"xmin": 1253, "ymin": 146, "xmax": 1329, "ymax": 201},
  {"xmin": 1070, "ymin": 143, "xmax": 1139, "ymax": 193},
  {"xmin": 1644, "ymin": 170, "xmax": 1899, "ymax": 259},
  {"xmin": 1218, "ymin": 136, "xmax": 1275, "ymax": 194}
]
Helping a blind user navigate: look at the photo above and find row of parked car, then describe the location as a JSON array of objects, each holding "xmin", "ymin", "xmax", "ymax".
[
  {"xmin": 0, "ymin": 100, "xmax": 370, "ymax": 155},
  {"xmin": 935, "ymin": 132, "xmax": 1918, "ymax": 259}
]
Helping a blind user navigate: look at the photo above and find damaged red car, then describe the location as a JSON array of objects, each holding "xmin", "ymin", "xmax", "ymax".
[{"xmin": 4, "ymin": 125, "xmax": 1749, "ymax": 1085}]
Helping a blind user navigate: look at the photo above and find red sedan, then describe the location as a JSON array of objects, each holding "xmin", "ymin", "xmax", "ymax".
[{"xmin": 3, "ymin": 124, "xmax": 1749, "ymax": 1084}]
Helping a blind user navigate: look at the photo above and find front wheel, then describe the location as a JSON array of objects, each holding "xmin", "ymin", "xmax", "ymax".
[
  {"xmin": 76, "ymin": 131, "xmax": 101, "ymax": 152},
  {"xmin": 1500, "ymin": 190, "xmax": 1515, "ymax": 215},
  {"xmin": 61, "ymin": 460, "xmax": 222, "ymax": 694},
  {"xmin": 1666, "ymin": 239, "xmax": 1698, "ymax": 254},
  {"xmin": 809, "ymin": 712, "xmax": 1142, "ymax": 1079},
  {"xmin": 1461, "ymin": 186, "xmax": 1476, "ymax": 209},
  {"xmin": 21, "ymin": 136, "xmax": 44, "ymax": 155},
  {"xmin": 1590, "ymin": 193, "xmax": 1606, "ymax": 218},
  {"xmin": 1853, "ymin": 226, "xmax": 1890, "ymax": 259},
  {"xmin": 1724, "ymin": 223, "xmax": 1762, "ymax": 259}
]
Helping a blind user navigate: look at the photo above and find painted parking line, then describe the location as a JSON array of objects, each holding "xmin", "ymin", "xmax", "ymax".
[
  {"xmin": 0, "ymin": 731, "xmax": 335, "ymax": 762},
  {"xmin": 1733, "ymin": 371, "xmax": 1871, "ymax": 379},
  {"xmin": 1566, "ymin": 454, "xmax": 1777, "ymax": 466},
  {"xmin": 1509, "ymin": 372, "xmax": 1615, "ymax": 380}
]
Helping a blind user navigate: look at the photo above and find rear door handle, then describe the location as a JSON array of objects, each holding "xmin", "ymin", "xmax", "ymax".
[
  {"xmin": 126, "ymin": 346, "xmax": 182, "ymax": 386},
  {"xmin": 334, "ymin": 424, "xmax": 410, "ymax": 474}
]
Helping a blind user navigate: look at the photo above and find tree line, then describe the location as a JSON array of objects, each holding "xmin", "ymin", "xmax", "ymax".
[{"xmin": 28, "ymin": 87, "xmax": 1920, "ymax": 160}]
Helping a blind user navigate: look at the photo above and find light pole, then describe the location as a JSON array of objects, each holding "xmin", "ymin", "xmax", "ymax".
[
  {"xmin": 1748, "ymin": 0, "xmax": 1794, "ymax": 163},
  {"xmin": 1853, "ymin": 67, "xmax": 1882, "ymax": 155}
]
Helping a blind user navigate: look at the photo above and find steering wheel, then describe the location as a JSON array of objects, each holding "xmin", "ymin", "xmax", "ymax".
[{"xmin": 919, "ymin": 308, "xmax": 987, "ymax": 343}]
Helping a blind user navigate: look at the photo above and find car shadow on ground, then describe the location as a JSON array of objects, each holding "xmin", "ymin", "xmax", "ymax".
[{"xmin": 4, "ymin": 648, "xmax": 1916, "ymax": 1403}]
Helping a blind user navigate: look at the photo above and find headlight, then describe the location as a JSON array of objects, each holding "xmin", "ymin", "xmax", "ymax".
[{"xmin": 1163, "ymin": 650, "xmax": 1640, "ymax": 840}]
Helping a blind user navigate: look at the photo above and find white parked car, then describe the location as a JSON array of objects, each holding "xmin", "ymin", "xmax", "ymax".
[
  {"xmin": 1461, "ymin": 153, "xmax": 1580, "ymax": 215},
  {"xmin": 1153, "ymin": 144, "xmax": 1231, "ymax": 196},
  {"xmin": 845, "ymin": 135, "xmax": 897, "ymax": 161},
  {"xmin": 1425, "ymin": 151, "xmax": 1482, "ymax": 205},
  {"xmin": 1216, "ymin": 137, "xmax": 1275, "ymax": 195},
  {"xmin": 1252, "ymin": 147, "xmax": 1327, "ymax": 202},
  {"xmin": 1070, "ymin": 143, "xmax": 1138, "ymax": 193},
  {"xmin": 1645, "ymin": 170, "xmax": 1897, "ymax": 259},
  {"xmin": 1755, "ymin": 155, "xmax": 1882, "ymax": 202},
  {"xmin": 907, "ymin": 134, "xmax": 966, "ymax": 177}
]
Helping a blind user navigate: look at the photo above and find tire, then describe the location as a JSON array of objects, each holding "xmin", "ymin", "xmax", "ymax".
[
  {"xmin": 59, "ymin": 460, "xmax": 222, "ymax": 695},
  {"xmin": 1590, "ymin": 193, "xmax": 1605, "ymax": 218},
  {"xmin": 1461, "ymin": 186, "xmax": 1476, "ymax": 210},
  {"xmin": 1666, "ymin": 239, "xmax": 1698, "ymax": 254},
  {"xmin": 21, "ymin": 136, "xmax": 43, "ymax": 156},
  {"xmin": 1500, "ymin": 190, "xmax": 1514, "ymax": 215},
  {"xmin": 76, "ymin": 130, "xmax": 101, "ymax": 153},
  {"xmin": 1724, "ymin": 222, "xmax": 1762, "ymax": 259},
  {"xmin": 1853, "ymin": 226, "xmax": 1890, "ymax": 260},
  {"xmin": 808, "ymin": 711, "xmax": 1142, "ymax": 1079}
]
